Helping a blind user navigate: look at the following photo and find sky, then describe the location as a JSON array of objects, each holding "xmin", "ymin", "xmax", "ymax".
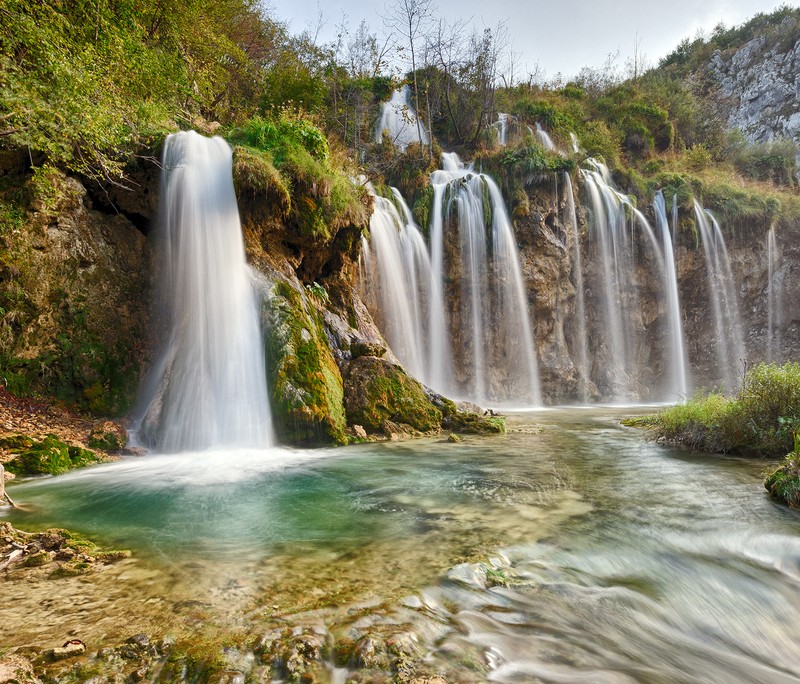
[{"xmin": 268, "ymin": 0, "xmax": 795, "ymax": 81}]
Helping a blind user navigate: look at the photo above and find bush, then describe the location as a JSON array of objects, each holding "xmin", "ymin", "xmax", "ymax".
[{"xmin": 765, "ymin": 440, "xmax": 800, "ymax": 508}]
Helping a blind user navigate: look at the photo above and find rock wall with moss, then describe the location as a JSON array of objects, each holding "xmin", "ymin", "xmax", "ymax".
[{"xmin": 0, "ymin": 153, "xmax": 151, "ymax": 416}]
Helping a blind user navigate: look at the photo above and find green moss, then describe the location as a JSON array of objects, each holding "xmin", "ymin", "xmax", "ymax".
[
  {"xmin": 264, "ymin": 280, "xmax": 348, "ymax": 446},
  {"xmin": 437, "ymin": 399, "xmax": 506, "ymax": 434},
  {"xmin": 232, "ymin": 146, "xmax": 291, "ymax": 220},
  {"xmin": 343, "ymin": 356, "xmax": 441, "ymax": 433},
  {"xmin": 5, "ymin": 434, "xmax": 101, "ymax": 476},
  {"xmin": 87, "ymin": 423, "xmax": 126, "ymax": 451}
]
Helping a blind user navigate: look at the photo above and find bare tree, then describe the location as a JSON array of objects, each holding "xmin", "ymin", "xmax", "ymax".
[{"xmin": 383, "ymin": 0, "xmax": 434, "ymax": 158}]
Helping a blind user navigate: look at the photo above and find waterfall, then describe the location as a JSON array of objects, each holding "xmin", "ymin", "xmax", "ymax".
[
  {"xmin": 360, "ymin": 190, "xmax": 453, "ymax": 393},
  {"xmin": 767, "ymin": 227, "xmax": 781, "ymax": 362},
  {"xmin": 654, "ymin": 191, "xmax": 689, "ymax": 399},
  {"xmin": 563, "ymin": 172, "xmax": 589, "ymax": 401},
  {"xmin": 581, "ymin": 160, "xmax": 680, "ymax": 401},
  {"xmin": 535, "ymin": 123, "xmax": 556, "ymax": 151},
  {"xmin": 434, "ymin": 153, "xmax": 541, "ymax": 405},
  {"xmin": 495, "ymin": 113, "xmax": 509, "ymax": 146},
  {"xmin": 362, "ymin": 154, "xmax": 541, "ymax": 406},
  {"xmin": 374, "ymin": 86, "xmax": 429, "ymax": 151},
  {"xmin": 135, "ymin": 131, "xmax": 273, "ymax": 452},
  {"xmin": 694, "ymin": 201, "xmax": 746, "ymax": 392}
]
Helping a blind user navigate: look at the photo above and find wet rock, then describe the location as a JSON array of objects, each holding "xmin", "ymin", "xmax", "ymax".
[
  {"xmin": 46, "ymin": 640, "xmax": 86, "ymax": 661},
  {"xmin": 262, "ymin": 279, "xmax": 348, "ymax": 445},
  {"xmin": 351, "ymin": 342, "xmax": 386, "ymax": 359},
  {"xmin": 216, "ymin": 671, "xmax": 245, "ymax": 684},
  {"xmin": 446, "ymin": 434, "xmax": 461, "ymax": 443},
  {"xmin": 352, "ymin": 424, "xmax": 368, "ymax": 439}
]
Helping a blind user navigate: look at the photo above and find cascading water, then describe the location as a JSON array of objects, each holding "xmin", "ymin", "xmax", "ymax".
[
  {"xmin": 495, "ymin": 113, "xmax": 509, "ymax": 146},
  {"xmin": 581, "ymin": 160, "xmax": 685, "ymax": 401},
  {"xmin": 693, "ymin": 201, "xmax": 746, "ymax": 392},
  {"xmin": 562, "ymin": 172, "xmax": 589, "ymax": 401},
  {"xmin": 654, "ymin": 191, "xmax": 689, "ymax": 399},
  {"xmin": 432, "ymin": 153, "xmax": 541, "ymax": 405},
  {"xmin": 360, "ymin": 190, "xmax": 453, "ymax": 393},
  {"xmin": 362, "ymin": 154, "xmax": 541, "ymax": 405},
  {"xmin": 374, "ymin": 86, "xmax": 429, "ymax": 151},
  {"xmin": 135, "ymin": 131, "xmax": 273, "ymax": 452}
]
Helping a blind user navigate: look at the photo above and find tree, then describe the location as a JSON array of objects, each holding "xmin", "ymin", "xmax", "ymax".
[{"xmin": 383, "ymin": 0, "xmax": 434, "ymax": 158}]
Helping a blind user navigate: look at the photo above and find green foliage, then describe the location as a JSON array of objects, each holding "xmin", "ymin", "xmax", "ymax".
[
  {"xmin": 231, "ymin": 146, "xmax": 291, "ymax": 219},
  {"xmin": 230, "ymin": 116, "xmax": 329, "ymax": 163},
  {"xmin": 725, "ymin": 132, "xmax": 797, "ymax": 186},
  {"xmin": 5, "ymin": 434, "xmax": 101, "ymax": 476},
  {"xmin": 645, "ymin": 363, "xmax": 800, "ymax": 456},
  {"xmin": 0, "ymin": 0, "xmax": 287, "ymax": 181},
  {"xmin": 765, "ymin": 448, "xmax": 800, "ymax": 508},
  {"xmin": 229, "ymin": 115, "xmax": 367, "ymax": 241}
]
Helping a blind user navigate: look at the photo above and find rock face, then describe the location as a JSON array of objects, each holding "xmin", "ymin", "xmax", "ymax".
[
  {"xmin": 707, "ymin": 18, "xmax": 800, "ymax": 148},
  {"xmin": 0, "ymin": 164, "xmax": 151, "ymax": 415}
]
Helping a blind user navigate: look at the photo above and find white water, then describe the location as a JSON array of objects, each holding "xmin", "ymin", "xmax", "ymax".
[
  {"xmin": 360, "ymin": 190, "xmax": 453, "ymax": 392},
  {"xmin": 495, "ymin": 112, "xmax": 509, "ymax": 146},
  {"xmin": 581, "ymin": 160, "xmax": 688, "ymax": 401},
  {"xmin": 135, "ymin": 131, "xmax": 273, "ymax": 452},
  {"xmin": 694, "ymin": 201, "xmax": 747, "ymax": 392},
  {"xmin": 362, "ymin": 154, "xmax": 541, "ymax": 405},
  {"xmin": 374, "ymin": 86, "xmax": 429, "ymax": 151},
  {"xmin": 433, "ymin": 153, "xmax": 541, "ymax": 405},
  {"xmin": 654, "ymin": 190, "xmax": 689, "ymax": 399}
]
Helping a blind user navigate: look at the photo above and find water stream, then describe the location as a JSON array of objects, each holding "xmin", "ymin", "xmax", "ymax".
[{"xmin": 3, "ymin": 409, "xmax": 799, "ymax": 682}]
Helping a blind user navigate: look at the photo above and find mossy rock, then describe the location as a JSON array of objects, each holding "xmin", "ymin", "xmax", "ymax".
[
  {"xmin": 263, "ymin": 280, "xmax": 348, "ymax": 446},
  {"xmin": 0, "ymin": 434, "xmax": 34, "ymax": 451},
  {"xmin": 5, "ymin": 434, "xmax": 101, "ymax": 476},
  {"xmin": 87, "ymin": 421, "xmax": 127, "ymax": 451},
  {"xmin": 343, "ymin": 356, "xmax": 442, "ymax": 434},
  {"xmin": 765, "ymin": 453, "xmax": 800, "ymax": 508},
  {"xmin": 432, "ymin": 395, "xmax": 506, "ymax": 434}
]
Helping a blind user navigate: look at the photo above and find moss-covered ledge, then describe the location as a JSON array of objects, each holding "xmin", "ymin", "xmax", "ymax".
[{"xmin": 263, "ymin": 279, "xmax": 349, "ymax": 446}]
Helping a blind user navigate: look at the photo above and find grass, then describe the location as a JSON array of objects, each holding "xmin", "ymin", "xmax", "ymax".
[{"xmin": 636, "ymin": 362, "xmax": 800, "ymax": 457}]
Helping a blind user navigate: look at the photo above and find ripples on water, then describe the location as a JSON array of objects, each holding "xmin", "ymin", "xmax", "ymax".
[{"xmin": 3, "ymin": 408, "xmax": 800, "ymax": 682}]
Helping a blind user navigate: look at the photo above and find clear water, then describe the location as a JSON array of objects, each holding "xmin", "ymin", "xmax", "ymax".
[{"xmin": 4, "ymin": 409, "xmax": 800, "ymax": 682}]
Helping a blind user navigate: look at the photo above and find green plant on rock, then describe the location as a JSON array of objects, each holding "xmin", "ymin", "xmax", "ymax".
[
  {"xmin": 5, "ymin": 434, "xmax": 102, "ymax": 476},
  {"xmin": 264, "ymin": 280, "xmax": 348, "ymax": 445},
  {"xmin": 343, "ymin": 356, "xmax": 442, "ymax": 434}
]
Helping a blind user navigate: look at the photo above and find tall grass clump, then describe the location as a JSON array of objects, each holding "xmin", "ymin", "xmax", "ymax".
[{"xmin": 643, "ymin": 362, "xmax": 800, "ymax": 456}]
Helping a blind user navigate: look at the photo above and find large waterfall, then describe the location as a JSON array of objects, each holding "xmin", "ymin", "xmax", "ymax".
[
  {"xmin": 361, "ymin": 115, "xmax": 785, "ymax": 406},
  {"xmin": 135, "ymin": 131, "xmax": 273, "ymax": 452}
]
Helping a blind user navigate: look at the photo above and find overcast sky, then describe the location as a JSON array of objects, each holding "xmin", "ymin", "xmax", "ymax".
[{"xmin": 268, "ymin": 0, "xmax": 794, "ymax": 80}]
